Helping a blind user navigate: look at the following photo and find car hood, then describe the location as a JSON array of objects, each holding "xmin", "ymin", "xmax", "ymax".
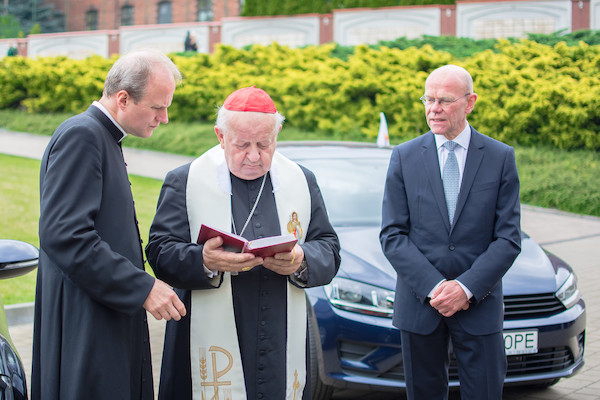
[
  {"xmin": 334, "ymin": 227, "xmax": 559, "ymax": 295},
  {"xmin": 335, "ymin": 226, "xmax": 397, "ymax": 290},
  {"xmin": 502, "ymin": 236, "xmax": 558, "ymax": 295}
]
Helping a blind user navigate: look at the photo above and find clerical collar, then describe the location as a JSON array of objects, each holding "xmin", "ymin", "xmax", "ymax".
[{"xmin": 92, "ymin": 101, "xmax": 127, "ymax": 142}]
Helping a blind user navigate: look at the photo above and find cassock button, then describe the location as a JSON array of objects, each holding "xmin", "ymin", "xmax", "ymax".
[
  {"xmin": 258, "ymin": 364, "xmax": 265, "ymax": 370},
  {"xmin": 259, "ymin": 349, "xmax": 266, "ymax": 355},
  {"xmin": 257, "ymin": 394, "xmax": 264, "ymax": 399},
  {"xmin": 449, "ymin": 244, "xmax": 456, "ymax": 251},
  {"xmin": 255, "ymin": 222, "xmax": 262, "ymax": 228},
  {"xmin": 260, "ymin": 320, "xmax": 266, "ymax": 326}
]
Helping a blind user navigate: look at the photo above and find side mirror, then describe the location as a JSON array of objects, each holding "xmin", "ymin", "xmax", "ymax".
[{"xmin": 0, "ymin": 240, "xmax": 39, "ymax": 280}]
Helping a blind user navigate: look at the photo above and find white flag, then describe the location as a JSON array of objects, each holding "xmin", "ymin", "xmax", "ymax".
[{"xmin": 377, "ymin": 112, "xmax": 390, "ymax": 147}]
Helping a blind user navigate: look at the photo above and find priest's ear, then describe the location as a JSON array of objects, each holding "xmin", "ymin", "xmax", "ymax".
[
  {"xmin": 115, "ymin": 90, "xmax": 132, "ymax": 111},
  {"xmin": 215, "ymin": 126, "xmax": 225, "ymax": 148}
]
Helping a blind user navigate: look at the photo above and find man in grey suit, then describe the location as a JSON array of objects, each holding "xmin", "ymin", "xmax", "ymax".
[
  {"xmin": 32, "ymin": 49, "xmax": 186, "ymax": 400},
  {"xmin": 380, "ymin": 65, "xmax": 521, "ymax": 399}
]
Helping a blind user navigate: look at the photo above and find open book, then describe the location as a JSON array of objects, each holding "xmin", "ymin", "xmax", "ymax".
[{"xmin": 196, "ymin": 224, "xmax": 297, "ymax": 258}]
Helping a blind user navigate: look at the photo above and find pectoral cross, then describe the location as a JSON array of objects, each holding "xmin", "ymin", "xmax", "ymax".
[{"xmin": 292, "ymin": 370, "xmax": 300, "ymax": 400}]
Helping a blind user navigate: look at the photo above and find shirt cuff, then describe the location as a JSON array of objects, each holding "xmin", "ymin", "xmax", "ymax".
[
  {"xmin": 428, "ymin": 279, "xmax": 445, "ymax": 298},
  {"xmin": 290, "ymin": 259, "xmax": 308, "ymax": 286},
  {"xmin": 204, "ymin": 264, "xmax": 217, "ymax": 278},
  {"xmin": 455, "ymin": 280, "xmax": 473, "ymax": 300}
]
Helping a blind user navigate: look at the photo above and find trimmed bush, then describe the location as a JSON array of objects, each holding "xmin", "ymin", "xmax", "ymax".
[{"xmin": 1, "ymin": 37, "xmax": 600, "ymax": 150}]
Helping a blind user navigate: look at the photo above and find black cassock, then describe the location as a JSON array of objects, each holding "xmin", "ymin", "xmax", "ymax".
[
  {"xmin": 32, "ymin": 105, "xmax": 155, "ymax": 400},
  {"xmin": 146, "ymin": 164, "xmax": 340, "ymax": 400}
]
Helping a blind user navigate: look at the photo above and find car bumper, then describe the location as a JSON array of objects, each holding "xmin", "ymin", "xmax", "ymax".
[{"xmin": 308, "ymin": 289, "xmax": 586, "ymax": 392}]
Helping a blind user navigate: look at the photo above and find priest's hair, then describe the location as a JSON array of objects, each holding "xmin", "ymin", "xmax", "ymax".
[
  {"xmin": 103, "ymin": 49, "xmax": 182, "ymax": 102},
  {"xmin": 215, "ymin": 106, "xmax": 285, "ymax": 135}
]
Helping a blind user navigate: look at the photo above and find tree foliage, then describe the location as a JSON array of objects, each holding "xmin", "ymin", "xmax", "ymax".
[
  {"xmin": 241, "ymin": 0, "xmax": 451, "ymax": 15},
  {"xmin": 0, "ymin": 0, "xmax": 64, "ymax": 35},
  {"xmin": 0, "ymin": 14, "xmax": 21, "ymax": 38}
]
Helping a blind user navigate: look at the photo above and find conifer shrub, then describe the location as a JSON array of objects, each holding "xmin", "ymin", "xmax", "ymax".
[{"xmin": 2, "ymin": 35, "xmax": 600, "ymax": 150}]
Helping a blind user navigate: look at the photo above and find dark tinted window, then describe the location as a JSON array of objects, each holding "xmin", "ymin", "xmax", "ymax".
[
  {"xmin": 197, "ymin": 0, "xmax": 213, "ymax": 21},
  {"xmin": 158, "ymin": 1, "xmax": 172, "ymax": 24},
  {"xmin": 86, "ymin": 8, "xmax": 98, "ymax": 30},
  {"xmin": 121, "ymin": 5, "xmax": 134, "ymax": 26}
]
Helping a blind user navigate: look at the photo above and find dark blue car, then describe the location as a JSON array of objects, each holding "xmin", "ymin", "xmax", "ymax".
[
  {"xmin": 0, "ymin": 239, "xmax": 38, "ymax": 400},
  {"xmin": 277, "ymin": 142, "xmax": 586, "ymax": 399}
]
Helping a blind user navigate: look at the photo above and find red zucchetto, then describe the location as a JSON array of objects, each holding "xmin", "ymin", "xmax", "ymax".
[{"xmin": 223, "ymin": 86, "xmax": 277, "ymax": 114}]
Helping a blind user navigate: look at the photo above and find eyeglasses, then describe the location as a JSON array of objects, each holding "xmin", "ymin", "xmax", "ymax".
[{"xmin": 419, "ymin": 93, "xmax": 470, "ymax": 107}]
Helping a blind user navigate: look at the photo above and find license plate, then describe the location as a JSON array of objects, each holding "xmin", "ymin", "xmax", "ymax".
[{"xmin": 503, "ymin": 330, "xmax": 538, "ymax": 355}]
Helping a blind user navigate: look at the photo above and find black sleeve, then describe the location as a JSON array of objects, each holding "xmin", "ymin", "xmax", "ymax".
[
  {"xmin": 39, "ymin": 123, "xmax": 154, "ymax": 314},
  {"xmin": 145, "ymin": 165, "xmax": 222, "ymax": 289}
]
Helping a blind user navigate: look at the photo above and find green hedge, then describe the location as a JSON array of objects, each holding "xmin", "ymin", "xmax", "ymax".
[
  {"xmin": 240, "ymin": 0, "xmax": 454, "ymax": 16},
  {"xmin": 2, "ymin": 39, "xmax": 600, "ymax": 150}
]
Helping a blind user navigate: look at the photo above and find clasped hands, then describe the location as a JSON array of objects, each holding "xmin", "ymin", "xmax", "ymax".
[
  {"xmin": 202, "ymin": 236, "xmax": 304, "ymax": 276},
  {"xmin": 429, "ymin": 280, "xmax": 470, "ymax": 317}
]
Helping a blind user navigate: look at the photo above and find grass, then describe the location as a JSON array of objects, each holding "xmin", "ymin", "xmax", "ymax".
[
  {"xmin": 0, "ymin": 109, "xmax": 377, "ymax": 157},
  {"xmin": 0, "ymin": 110, "xmax": 73, "ymax": 138},
  {"xmin": 1, "ymin": 110, "xmax": 599, "ymax": 304},
  {"xmin": 517, "ymin": 147, "xmax": 600, "ymax": 216},
  {"xmin": 0, "ymin": 155, "xmax": 41, "ymax": 305},
  {"xmin": 0, "ymin": 154, "xmax": 163, "ymax": 305},
  {"xmin": 2, "ymin": 109, "xmax": 599, "ymax": 216}
]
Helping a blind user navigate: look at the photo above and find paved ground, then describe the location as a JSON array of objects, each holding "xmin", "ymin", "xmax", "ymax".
[{"xmin": 3, "ymin": 128, "xmax": 600, "ymax": 399}]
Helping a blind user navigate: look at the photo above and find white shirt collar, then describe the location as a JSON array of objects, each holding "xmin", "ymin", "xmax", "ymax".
[
  {"xmin": 92, "ymin": 101, "xmax": 128, "ymax": 142},
  {"xmin": 435, "ymin": 122, "xmax": 471, "ymax": 151}
]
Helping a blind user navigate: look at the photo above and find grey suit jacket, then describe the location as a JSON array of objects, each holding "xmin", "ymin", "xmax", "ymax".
[{"xmin": 380, "ymin": 127, "xmax": 521, "ymax": 335}]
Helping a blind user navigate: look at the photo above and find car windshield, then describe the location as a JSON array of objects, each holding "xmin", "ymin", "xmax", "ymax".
[{"xmin": 295, "ymin": 157, "xmax": 390, "ymax": 227}]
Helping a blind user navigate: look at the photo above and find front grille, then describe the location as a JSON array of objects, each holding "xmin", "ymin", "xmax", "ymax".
[
  {"xmin": 503, "ymin": 293, "xmax": 565, "ymax": 319},
  {"xmin": 449, "ymin": 347, "xmax": 574, "ymax": 379},
  {"xmin": 339, "ymin": 341, "xmax": 575, "ymax": 382},
  {"xmin": 504, "ymin": 347, "xmax": 574, "ymax": 376}
]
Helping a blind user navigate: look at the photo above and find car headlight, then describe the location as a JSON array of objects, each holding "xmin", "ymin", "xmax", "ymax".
[
  {"xmin": 324, "ymin": 277, "xmax": 394, "ymax": 318},
  {"xmin": 556, "ymin": 273, "xmax": 580, "ymax": 309}
]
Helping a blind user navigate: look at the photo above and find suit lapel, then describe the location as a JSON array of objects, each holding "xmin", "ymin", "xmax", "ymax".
[
  {"xmin": 452, "ymin": 128, "xmax": 484, "ymax": 231},
  {"xmin": 420, "ymin": 132, "xmax": 451, "ymax": 232}
]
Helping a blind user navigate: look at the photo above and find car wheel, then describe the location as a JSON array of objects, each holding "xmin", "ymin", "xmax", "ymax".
[{"xmin": 308, "ymin": 308, "xmax": 334, "ymax": 400}]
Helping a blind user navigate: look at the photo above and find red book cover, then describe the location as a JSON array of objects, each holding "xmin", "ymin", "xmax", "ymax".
[
  {"xmin": 197, "ymin": 224, "xmax": 297, "ymax": 257},
  {"xmin": 196, "ymin": 224, "xmax": 247, "ymax": 252}
]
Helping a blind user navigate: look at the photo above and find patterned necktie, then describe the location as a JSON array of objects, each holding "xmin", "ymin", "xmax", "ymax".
[{"xmin": 442, "ymin": 141, "xmax": 459, "ymax": 225}]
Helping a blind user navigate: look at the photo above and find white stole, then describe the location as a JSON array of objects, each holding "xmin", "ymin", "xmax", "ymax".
[{"xmin": 187, "ymin": 145, "xmax": 311, "ymax": 400}]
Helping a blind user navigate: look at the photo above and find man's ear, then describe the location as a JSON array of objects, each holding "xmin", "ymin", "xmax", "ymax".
[
  {"xmin": 465, "ymin": 93, "xmax": 478, "ymax": 114},
  {"xmin": 215, "ymin": 126, "xmax": 225, "ymax": 148},
  {"xmin": 115, "ymin": 90, "xmax": 130, "ymax": 111}
]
